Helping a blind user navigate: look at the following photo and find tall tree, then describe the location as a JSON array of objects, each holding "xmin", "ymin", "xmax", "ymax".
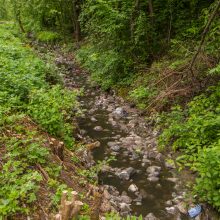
[{"xmin": 73, "ymin": 0, "xmax": 81, "ymax": 42}]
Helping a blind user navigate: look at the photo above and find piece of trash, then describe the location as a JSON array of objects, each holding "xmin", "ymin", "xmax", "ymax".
[{"xmin": 188, "ymin": 204, "xmax": 202, "ymax": 218}]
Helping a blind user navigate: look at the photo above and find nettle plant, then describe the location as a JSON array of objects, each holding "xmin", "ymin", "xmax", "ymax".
[{"xmin": 28, "ymin": 85, "xmax": 81, "ymax": 148}]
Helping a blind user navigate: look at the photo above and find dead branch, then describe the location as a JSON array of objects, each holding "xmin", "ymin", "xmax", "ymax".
[{"xmin": 36, "ymin": 163, "xmax": 49, "ymax": 181}]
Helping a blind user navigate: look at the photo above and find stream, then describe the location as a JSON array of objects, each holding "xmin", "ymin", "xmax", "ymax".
[
  {"xmin": 62, "ymin": 59, "xmax": 188, "ymax": 220},
  {"xmin": 56, "ymin": 53, "xmax": 218, "ymax": 220}
]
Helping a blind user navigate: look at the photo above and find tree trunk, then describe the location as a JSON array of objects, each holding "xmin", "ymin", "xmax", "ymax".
[
  {"xmin": 16, "ymin": 11, "xmax": 25, "ymax": 33},
  {"xmin": 73, "ymin": 0, "xmax": 81, "ymax": 42},
  {"xmin": 148, "ymin": 0, "xmax": 154, "ymax": 24}
]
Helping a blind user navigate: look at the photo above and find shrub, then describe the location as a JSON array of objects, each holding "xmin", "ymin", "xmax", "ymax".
[
  {"xmin": 194, "ymin": 142, "xmax": 220, "ymax": 210},
  {"xmin": 28, "ymin": 85, "xmax": 80, "ymax": 147},
  {"xmin": 158, "ymin": 83, "xmax": 220, "ymax": 209},
  {"xmin": 37, "ymin": 31, "xmax": 61, "ymax": 43}
]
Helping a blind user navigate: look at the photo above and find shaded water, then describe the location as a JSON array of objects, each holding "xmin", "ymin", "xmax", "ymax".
[
  {"xmin": 70, "ymin": 72, "xmax": 181, "ymax": 219},
  {"xmin": 65, "ymin": 66, "xmax": 218, "ymax": 220}
]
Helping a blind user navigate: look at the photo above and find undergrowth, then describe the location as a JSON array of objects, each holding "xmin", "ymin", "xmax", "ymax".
[
  {"xmin": 157, "ymin": 81, "xmax": 220, "ymax": 210},
  {"xmin": 0, "ymin": 22, "xmax": 80, "ymax": 217}
]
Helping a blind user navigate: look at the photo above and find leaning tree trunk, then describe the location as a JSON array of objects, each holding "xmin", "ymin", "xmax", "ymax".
[{"xmin": 189, "ymin": 0, "xmax": 220, "ymax": 75}]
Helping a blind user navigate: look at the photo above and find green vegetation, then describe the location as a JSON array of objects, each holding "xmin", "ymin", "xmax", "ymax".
[
  {"xmin": 37, "ymin": 31, "xmax": 61, "ymax": 43},
  {"xmin": 1, "ymin": 0, "xmax": 220, "ymax": 217},
  {"xmin": 0, "ymin": 23, "xmax": 81, "ymax": 218},
  {"xmin": 158, "ymin": 83, "xmax": 220, "ymax": 210}
]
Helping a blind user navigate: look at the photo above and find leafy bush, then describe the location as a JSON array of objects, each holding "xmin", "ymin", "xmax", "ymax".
[
  {"xmin": 0, "ymin": 23, "xmax": 80, "ymax": 148},
  {"xmin": 37, "ymin": 31, "xmax": 61, "ymax": 43},
  {"xmin": 158, "ymin": 85, "xmax": 220, "ymax": 154},
  {"xmin": 28, "ymin": 85, "xmax": 80, "ymax": 147},
  {"xmin": 76, "ymin": 45, "xmax": 133, "ymax": 90},
  {"xmin": 158, "ymin": 83, "xmax": 220, "ymax": 208},
  {"xmin": 0, "ymin": 130, "xmax": 48, "ymax": 216},
  {"xmin": 194, "ymin": 142, "xmax": 220, "ymax": 210},
  {"xmin": 0, "ymin": 23, "xmax": 82, "ymax": 216},
  {"xmin": 129, "ymin": 86, "xmax": 150, "ymax": 101}
]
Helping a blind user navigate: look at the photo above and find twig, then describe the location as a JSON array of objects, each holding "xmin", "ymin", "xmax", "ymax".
[{"xmin": 36, "ymin": 163, "xmax": 49, "ymax": 181}]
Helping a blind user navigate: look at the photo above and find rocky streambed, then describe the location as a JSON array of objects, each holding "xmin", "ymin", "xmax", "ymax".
[{"xmin": 55, "ymin": 53, "xmax": 218, "ymax": 220}]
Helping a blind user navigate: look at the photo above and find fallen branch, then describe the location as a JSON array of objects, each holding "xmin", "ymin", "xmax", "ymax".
[{"xmin": 36, "ymin": 163, "xmax": 49, "ymax": 181}]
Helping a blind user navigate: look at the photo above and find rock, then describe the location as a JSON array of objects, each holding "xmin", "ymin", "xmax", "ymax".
[
  {"xmin": 155, "ymin": 183, "xmax": 162, "ymax": 188},
  {"xmin": 91, "ymin": 117, "xmax": 98, "ymax": 122},
  {"xmin": 107, "ymin": 142, "xmax": 121, "ymax": 151},
  {"xmin": 105, "ymin": 185, "xmax": 120, "ymax": 196},
  {"xmin": 165, "ymin": 200, "xmax": 173, "ymax": 206},
  {"xmin": 155, "ymin": 153, "xmax": 163, "ymax": 161},
  {"xmin": 147, "ymin": 176, "xmax": 159, "ymax": 182},
  {"xmin": 113, "ymin": 107, "xmax": 127, "ymax": 118},
  {"xmin": 107, "ymin": 106, "xmax": 114, "ymax": 112},
  {"xmin": 134, "ymin": 195, "xmax": 143, "ymax": 202},
  {"xmin": 142, "ymin": 158, "xmax": 152, "ymax": 164},
  {"xmin": 117, "ymin": 167, "xmax": 135, "ymax": 180},
  {"xmin": 147, "ymin": 166, "xmax": 161, "ymax": 179},
  {"xmin": 176, "ymin": 202, "xmax": 187, "ymax": 214},
  {"xmin": 100, "ymin": 165, "xmax": 112, "ymax": 173},
  {"xmin": 100, "ymin": 200, "xmax": 111, "ymax": 212},
  {"xmin": 146, "ymin": 166, "xmax": 161, "ymax": 174},
  {"xmin": 165, "ymin": 206, "xmax": 177, "ymax": 215},
  {"xmin": 94, "ymin": 126, "xmax": 103, "ymax": 131},
  {"xmin": 110, "ymin": 145, "xmax": 120, "ymax": 152},
  {"xmin": 119, "ymin": 202, "xmax": 131, "ymax": 212},
  {"xmin": 128, "ymin": 184, "xmax": 138, "ymax": 193},
  {"xmin": 79, "ymin": 129, "xmax": 87, "ymax": 135},
  {"xmin": 121, "ymin": 195, "xmax": 132, "ymax": 204},
  {"xmin": 144, "ymin": 213, "xmax": 158, "ymax": 220},
  {"xmin": 167, "ymin": 178, "xmax": 178, "ymax": 183},
  {"xmin": 147, "ymin": 151, "xmax": 158, "ymax": 159}
]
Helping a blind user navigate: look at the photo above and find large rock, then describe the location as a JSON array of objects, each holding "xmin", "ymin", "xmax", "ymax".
[
  {"xmin": 113, "ymin": 107, "xmax": 127, "ymax": 118},
  {"xmin": 147, "ymin": 166, "xmax": 161, "ymax": 177},
  {"xmin": 147, "ymin": 176, "xmax": 159, "ymax": 182},
  {"xmin": 94, "ymin": 126, "xmax": 103, "ymax": 131},
  {"xmin": 144, "ymin": 213, "xmax": 159, "ymax": 220},
  {"xmin": 128, "ymin": 184, "xmax": 138, "ymax": 193},
  {"xmin": 119, "ymin": 202, "xmax": 131, "ymax": 212},
  {"xmin": 165, "ymin": 206, "xmax": 178, "ymax": 215},
  {"xmin": 147, "ymin": 166, "xmax": 161, "ymax": 173},
  {"xmin": 90, "ymin": 117, "xmax": 98, "ymax": 122},
  {"xmin": 121, "ymin": 195, "xmax": 132, "ymax": 204},
  {"xmin": 107, "ymin": 142, "xmax": 121, "ymax": 152},
  {"xmin": 117, "ymin": 167, "xmax": 136, "ymax": 180}
]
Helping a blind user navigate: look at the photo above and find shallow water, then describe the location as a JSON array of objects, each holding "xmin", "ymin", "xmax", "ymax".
[
  {"xmin": 65, "ymin": 66, "xmax": 218, "ymax": 220},
  {"xmin": 69, "ymin": 72, "xmax": 178, "ymax": 219}
]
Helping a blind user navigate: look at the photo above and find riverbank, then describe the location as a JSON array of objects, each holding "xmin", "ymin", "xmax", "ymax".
[{"xmin": 0, "ymin": 22, "xmax": 103, "ymax": 219}]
